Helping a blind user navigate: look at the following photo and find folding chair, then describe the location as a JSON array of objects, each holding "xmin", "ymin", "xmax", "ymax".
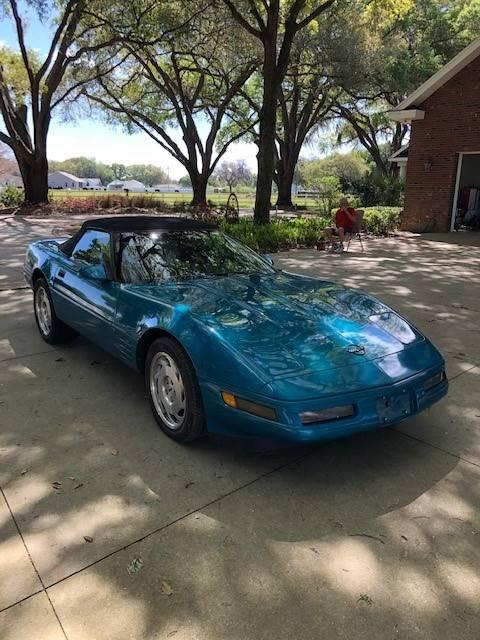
[
  {"xmin": 345, "ymin": 210, "xmax": 364, "ymax": 253},
  {"xmin": 320, "ymin": 230, "xmax": 342, "ymax": 253}
]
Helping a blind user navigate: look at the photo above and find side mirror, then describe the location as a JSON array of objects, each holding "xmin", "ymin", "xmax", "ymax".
[
  {"xmin": 79, "ymin": 263, "xmax": 108, "ymax": 281},
  {"xmin": 262, "ymin": 254, "xmax": 274, "ymax": 267}
]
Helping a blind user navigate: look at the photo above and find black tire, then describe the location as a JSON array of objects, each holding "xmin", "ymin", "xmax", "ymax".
[
  {"xmin": 33, "ymin": 277, "xmax": 77, "ymax": 344},
  {"xmin": 145, "ymin": 337, "xmax": 206, "ymax": 442}
]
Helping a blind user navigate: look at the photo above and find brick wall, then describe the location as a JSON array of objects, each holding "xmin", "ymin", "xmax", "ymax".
[{"xmin": 402, "ymin": 55, "xmax": 480, "ymax": 232}]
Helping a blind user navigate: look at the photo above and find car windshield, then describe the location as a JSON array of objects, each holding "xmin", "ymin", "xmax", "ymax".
[{"xmin": 120, "ymin": 230, "xmax": 275, "ymax": 283}]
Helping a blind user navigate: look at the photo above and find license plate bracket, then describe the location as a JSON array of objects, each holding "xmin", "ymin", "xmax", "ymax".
[{"xmin": 376, "ymin": 390, "xmax": 411, "ymax": 423}]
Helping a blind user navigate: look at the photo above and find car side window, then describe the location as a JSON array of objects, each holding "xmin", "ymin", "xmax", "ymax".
[
  {"xmin": 71, "ymin": 230, "xmax": 110, "ymax": 266},
  {"xmin": 120, "ymin": 234, "xmax": 152, "ymax": 283}
]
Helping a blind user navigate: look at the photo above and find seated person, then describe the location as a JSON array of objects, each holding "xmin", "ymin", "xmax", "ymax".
[{"xmin": 325, "ymin": 198, "xmax": 358, "ymax": 250}]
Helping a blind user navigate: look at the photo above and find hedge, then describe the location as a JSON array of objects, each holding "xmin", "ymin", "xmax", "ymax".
[{"xmin": 222, "ymin": 206, "xmax": 401, "ymax": 252}]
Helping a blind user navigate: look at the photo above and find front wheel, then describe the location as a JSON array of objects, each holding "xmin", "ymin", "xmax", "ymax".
[
  {"xmin": 145, "ymin": 337, "xmax": 206, "ymax": 442},
  {"xmin": 33, "ymin": 278, "xmax": 77, "ymax": 344}
]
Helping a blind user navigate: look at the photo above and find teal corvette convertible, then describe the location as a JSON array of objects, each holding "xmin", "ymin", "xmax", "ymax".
[{"xmin": 24, "ymin": 216, "xmax": 447, "ymax": 443}]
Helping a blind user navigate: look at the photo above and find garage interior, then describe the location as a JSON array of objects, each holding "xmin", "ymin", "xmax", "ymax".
[{"xmin": 453, "ymin": 152, "xmax": 480, "ymax": 230}]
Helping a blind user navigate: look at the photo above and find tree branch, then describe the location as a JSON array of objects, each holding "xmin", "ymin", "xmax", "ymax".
[
  {"xmin": 222, "ymin": 0, "xmax": 262, "ymax": 38},
  {"xmin": 296, "ymin": 0, "xmax": 336, "ymax": 31},
  {"xmin": 8, "ymin": 0, "xmax": 35, "ymax": 95}
]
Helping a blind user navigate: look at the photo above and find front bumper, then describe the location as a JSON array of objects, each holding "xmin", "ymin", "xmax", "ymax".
[{"xmin": 200, "ymin": 365, "xmax": 448, "ymax": 442}]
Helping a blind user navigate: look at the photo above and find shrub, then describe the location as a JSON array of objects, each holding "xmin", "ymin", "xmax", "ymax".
[
  {"xmin": 352, "ymin": 171, "xmax": 404, "ymax": 207},
  {"xmin": 219, "ymin": 207, "xmax": 400, "ymax": 253},
  {"xmin": 55, "ymin": 194, "xmax": 167, "ymax": 210},
  {"xmin": 362, "ymin": 207, "xmax": 401, "ymax": 235},
  {"xmin": 0, "ymin": 185, "xmax": 24, "ymax": 207},
  {"xmin": 303, "ymin": 175, "xmax": 342, "ymax": 216},
  {"xmin": 221, "ymin": 217, "xmax": 329, "ymax": 252},
  {"xmin": 328, "ymin": 206, "xmax": 401, "ymax": 236}
]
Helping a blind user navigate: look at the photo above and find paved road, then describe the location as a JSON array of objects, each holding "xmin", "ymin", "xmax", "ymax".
[{"xmin": 1, "ymin": 215, "xmax": 480, "ymax": 640}]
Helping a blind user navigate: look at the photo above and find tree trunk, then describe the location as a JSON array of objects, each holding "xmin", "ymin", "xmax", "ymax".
[
  {"xmin": 275, "ymin": 163, "xmax": 295, "ymax": 208},
  {"xmin": 190, "ymin": 173, "xmax": 208, "ymax": 207},
  {"xmin": 18, "ymin": 153, "xmax": 49, "ymax": 205},
  {"xmin": 276, "ymin": 181, "xmax": 293, "ymax": 208},
  {"xmin": 254, "ymin": 41, "xmax": 278, "ymax": 225}
]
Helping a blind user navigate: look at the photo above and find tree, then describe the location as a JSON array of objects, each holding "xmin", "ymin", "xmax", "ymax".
[
  {"xmin": 178, "ymin": 174, "xmax": 192, "ymax": 187},
  {"xmin": 111, "ymin": 163, "xmax": 126, "ymax": 180},
  {"xmin": 332, "ymin": 0, "xmax": 476, "ymax": 174},
  {"xmin": 303, "ymin": 172, "xmax": 341, "ymax": 216},
  {"xmin": 84, "ymin": 4, "xmax": 258, "ymax": 206},
  {"xmin": 274, "ymin": 27, "xmax": 338, "ymax": 207},
  {"xmin": 220, "ymin": 0, "xmax": 335, "ymax": 223},
  {"xmin": 297, "ymin": 152, "xmax": 369, "ymax": 193},
  {"xmin": 0, "ymin": 0, "xmax": 187, "ymax": 203},
  {"xmin": 48, "ymin": 157, "xmax": 169, "ymax": 185},
  {"xmin": 124, "ymin": 164, "xmax": 168, "ymax": 186},
  {"xmin": 0, "ymin": 0, "xmax": 121, "ymax": 203},
  {"xmin": 215, "ymin": 160, "xmax": 252, "ymax": 192},
  {"xmin": 225, "ymin": 22, "xmax": 340, "ymax": 207},
  {"xmin": 49, "ymin": 156, "xmax": 115, "ymax": 184}
]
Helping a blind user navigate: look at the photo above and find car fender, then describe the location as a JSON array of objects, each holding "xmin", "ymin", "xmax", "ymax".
[{"xmin": 134, "ymin": 311, "xmax": 272, "ymax": 396}]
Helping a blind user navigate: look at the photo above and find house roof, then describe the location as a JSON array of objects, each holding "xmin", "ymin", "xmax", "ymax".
[
  {"xmin": 107, "ymin": 179, "xmax": 145, "ymax": 187},
  {"xmin": 388, "ymin": 145, "xmax": 409, "ymax": 162},
  {"xmin": 393, "ymin": 37, "xmax": 480, "ymax": 113},
  {"xmin": 49, "ymin": 170, "xmax": 82, "ymax": 182},
  {"xmin": 0, "ymin": 174, "xmax": 23, "ymax": 185},
  {"xmin": 123, "ymin": 179, "xmax": 145, "ymax": 187}
]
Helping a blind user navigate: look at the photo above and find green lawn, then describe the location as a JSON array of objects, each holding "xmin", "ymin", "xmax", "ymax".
[{"xmin": 48, "ymin": 189, "xmax": 322, "ymax": 210}]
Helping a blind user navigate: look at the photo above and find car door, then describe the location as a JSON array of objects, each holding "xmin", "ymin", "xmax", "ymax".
[{"xmin": 50, "ymin": 229, "xmax": 119, "ymax": 352}]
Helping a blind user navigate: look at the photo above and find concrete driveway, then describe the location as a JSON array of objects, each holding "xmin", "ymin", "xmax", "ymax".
[{"xmin": 1, "ymin": 215, "xmax": 480, "ymax": 640}]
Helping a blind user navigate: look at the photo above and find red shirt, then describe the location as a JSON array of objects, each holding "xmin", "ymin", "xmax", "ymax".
[{"xmin": 335, "ymin": 207, "xmax": 356, "ymax": 228}]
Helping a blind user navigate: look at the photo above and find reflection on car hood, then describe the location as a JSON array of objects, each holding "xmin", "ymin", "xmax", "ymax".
[{"xmin": 128, "ymin": 271, "xmax": 423, "ymax": 380}]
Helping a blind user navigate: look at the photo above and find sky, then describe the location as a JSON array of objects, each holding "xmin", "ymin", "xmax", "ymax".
[{"xmin": 0, "ymin": 4, "xmax": 260, "ymax": 179}]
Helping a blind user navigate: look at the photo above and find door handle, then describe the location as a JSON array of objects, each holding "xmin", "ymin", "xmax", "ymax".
[{"xmin": 58, "ymin": 269, "xmax": 66, "ymax": 278}]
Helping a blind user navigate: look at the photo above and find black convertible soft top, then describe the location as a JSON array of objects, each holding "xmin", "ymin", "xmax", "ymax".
[
  {"xmin": 61, "ymin": 215, "xmax": 217, "ymax": 255},
  {"xmin": 82, "ymin": 215, "xmax": 217, "ymax": 232}
]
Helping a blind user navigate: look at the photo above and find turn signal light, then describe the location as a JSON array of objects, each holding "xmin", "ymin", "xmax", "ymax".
[
  {"xmin": 221, "ymin": 392, "xmax": 237, "ymax": 408},
  {"xmin": 221, "ymin": 391, "xmax": 277, "ymax": 421}
]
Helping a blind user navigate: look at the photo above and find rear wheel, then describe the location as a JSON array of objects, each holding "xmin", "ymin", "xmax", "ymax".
[
  {"xmin": 33, "ymin": 277, "xmax": 77, "ymax": 344},
  {"xmin": 145, "ymin": 337, "xmax": 205, "ymax": 442}
]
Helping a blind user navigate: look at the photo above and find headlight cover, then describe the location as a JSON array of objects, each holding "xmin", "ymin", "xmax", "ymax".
[
  {"xmin": 424, "ymin": 369, "xmax": 446, "ymax": 391},
  {"xmin": 299, "ymin": 404, "xmax": 355, "ymax": 425}
]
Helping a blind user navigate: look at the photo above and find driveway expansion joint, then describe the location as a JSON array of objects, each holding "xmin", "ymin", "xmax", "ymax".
[
  {"xmin": 41, "ymin": 446, "xmax": 316, "ymax": 593},
  {"xmin": 0, "ymin": 487, "xmax": 69, "ymax": 639},
  {"xmin": 0, "ymin": 348, "xmax": 56, "ymax": 364},
  {"xmin": 393, "ymin": 429, "xmax": 480, "ymax": 470},
  {"xmin": 448, "ymin": 362, "xmax": 480, "ymax": 382},
  {"xmin": 0, "ymin": 286, "xmax": 30, "ymax": 293}
]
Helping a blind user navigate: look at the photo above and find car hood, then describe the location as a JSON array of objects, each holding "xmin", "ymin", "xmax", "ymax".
[{"xmin": 128, "ymin": 271, "xmax": 427, "ymax": 383}]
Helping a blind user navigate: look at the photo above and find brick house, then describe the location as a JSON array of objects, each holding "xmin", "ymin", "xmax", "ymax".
[{"xmin": 390, "ymin": 37, "xmax": 480, "ymax": 232}]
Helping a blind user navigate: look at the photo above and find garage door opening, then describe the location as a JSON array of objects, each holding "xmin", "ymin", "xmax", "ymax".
[{"xmin": 451, "ymin": 152, "xmax": 480, "ymax": 230}]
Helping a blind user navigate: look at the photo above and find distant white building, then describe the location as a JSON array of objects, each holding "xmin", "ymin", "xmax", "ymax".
[
  {"xmin": 149, "ymin": 183, "xmax": 181, "ymax": 193},
  {"xmin": 107, "ymin": 179, "xmax": 146, "ymax": 193},
  {"xmin": 83, "ymin": 178, "xmax": 103, "ymax": 189},
  {"xmin": 148, "ymin": 183, "xmax": 193, "ymax": 193},
  {"xmin": 48, "ymin": 170, "xmax": 84, "ymax": 189},
  {"xmin": 0, "ymin": 174, "xmax": 23, "ymax": 188}
]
